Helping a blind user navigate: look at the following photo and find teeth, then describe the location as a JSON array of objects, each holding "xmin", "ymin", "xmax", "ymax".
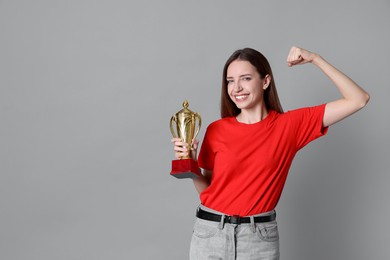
[{"xmin": 236, "ymin": 95, "xmax": 248, "ymax": 100}]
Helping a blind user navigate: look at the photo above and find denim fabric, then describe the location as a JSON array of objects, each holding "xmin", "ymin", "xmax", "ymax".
[{"xmin": 190, "ymin": 205, "xmax": 280, "ymax": 260}]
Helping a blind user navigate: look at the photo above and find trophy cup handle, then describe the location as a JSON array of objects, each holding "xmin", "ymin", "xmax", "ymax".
[
  {"xmin": 193, "ymin": 112, "xmax": 202, "ymax": 140},
  {"xmin": 170, "ymin": 115, "xmax": 178, "ymax": 138}
]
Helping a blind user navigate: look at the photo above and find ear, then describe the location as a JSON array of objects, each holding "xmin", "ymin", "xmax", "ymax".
[{"xmin": 263, "ymin": 74, "xmax": 271, "ymax": 90}]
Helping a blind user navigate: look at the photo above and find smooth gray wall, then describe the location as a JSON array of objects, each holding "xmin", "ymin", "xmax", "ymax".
[{"xmin": 1, "ymin": 0, "xmax": 389, "ymax": 259}]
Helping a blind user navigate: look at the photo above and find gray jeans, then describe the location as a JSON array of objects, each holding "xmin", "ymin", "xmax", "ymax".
[{"xmin": 190, "ymin": 205, "xmax": 280, "ymax": 260}]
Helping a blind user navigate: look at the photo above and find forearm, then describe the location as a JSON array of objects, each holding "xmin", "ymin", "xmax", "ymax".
[
  {"xmin": 171, "ymin": 138, "xmax": 211, "ymax": 193},
  {"xmin": 192, "ymin": 169, "xmax": 211, "ymax": 194},
  {"xmin": 311, "ymin": 54, "xmax": 370, "ymax": 126},
  {"xmin": 312, "ymin": 54, "xmax": 370, "ymax": 106}
]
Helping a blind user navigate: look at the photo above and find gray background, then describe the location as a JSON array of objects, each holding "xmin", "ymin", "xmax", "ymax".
[{"xmin": 1, "ymin": 0, "xmax": 389, "ymax": 259}]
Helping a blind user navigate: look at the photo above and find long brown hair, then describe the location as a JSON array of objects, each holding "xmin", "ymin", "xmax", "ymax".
[{"xmin": 220, "ymin": 48, "xmax": 283, "ymax": 118}]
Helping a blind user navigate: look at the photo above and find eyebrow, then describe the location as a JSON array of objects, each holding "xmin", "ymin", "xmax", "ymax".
[{"xmin": 226, "ymin": 73, "xmax": 253, "ymax": 79}]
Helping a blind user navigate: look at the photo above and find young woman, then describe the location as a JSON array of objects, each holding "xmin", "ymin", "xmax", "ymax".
[{"xmin": 171, "ymin": 46, "xmax": 369, "ymax": 260}]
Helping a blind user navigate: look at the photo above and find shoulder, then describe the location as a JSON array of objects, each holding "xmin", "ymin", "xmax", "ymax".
[
  {"xmin": 207, "ymin": 117, "xmax": 235, "ymax": 129},
  {"xmin": 267, "ymin": 105, "xmax": 326, "ymax": 128},
  {"xmin": 282, "ymin": 104, "xmax": 327, "ymax": 120},
  {"xmin": 203, "ymin": 117, "xmax": 235, "ymax": 136}
]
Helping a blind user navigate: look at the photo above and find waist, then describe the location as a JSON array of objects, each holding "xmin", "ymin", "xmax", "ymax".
[{"xmin": 196, "ymin": 205, "xmax": 276, "ymax": 225}]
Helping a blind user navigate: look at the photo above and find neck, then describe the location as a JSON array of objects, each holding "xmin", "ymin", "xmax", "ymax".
[{"xmin": 236, "ymin": 104, "xmax": 269, "ymax": 124}]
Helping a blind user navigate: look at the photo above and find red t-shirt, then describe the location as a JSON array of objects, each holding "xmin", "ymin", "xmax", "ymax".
[{"xmin": 198, "ymin": 104, "xmax": 328, "ymax": 216}]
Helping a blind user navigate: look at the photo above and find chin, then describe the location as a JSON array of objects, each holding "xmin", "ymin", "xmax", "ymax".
[{"xmin": 234, "ymin": 102, "xmax": 248, "ymax": 109}]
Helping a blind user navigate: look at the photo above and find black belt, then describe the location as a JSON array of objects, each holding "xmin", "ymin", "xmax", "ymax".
[{"xmin": 196, "ymin": 208, "xmax": 276, "ymax": 225}]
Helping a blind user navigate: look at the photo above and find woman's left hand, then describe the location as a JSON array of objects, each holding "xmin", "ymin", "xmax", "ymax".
[{"xmin": 287, "ymin": 46, "xmax": 317, "ymax": 67}]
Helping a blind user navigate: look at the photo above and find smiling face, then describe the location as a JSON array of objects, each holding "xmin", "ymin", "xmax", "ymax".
[{"xmin": 226, "ymin": 59, "xmax": 270, "ymax": 112}]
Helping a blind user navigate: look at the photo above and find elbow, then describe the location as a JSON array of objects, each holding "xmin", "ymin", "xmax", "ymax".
[
  {"xmin": 360, "ymin": 92, "xmax": 370, "ymax": 108},
  {"xmin": 354, "ymin": 91, "xmax": 370, "ymax": 110},
  {"xmin": 365, "ymin": 92, "xmax": 370, "ymax": 104}
]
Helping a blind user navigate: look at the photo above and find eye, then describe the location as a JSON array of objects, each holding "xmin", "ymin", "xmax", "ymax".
[
  {"xmin": 226, "ymin": 79, "xmax": 234, "ymax": 85},
  {"xmin": 242, "ymin": 76, "xmax": 251, "ymax": 81}
]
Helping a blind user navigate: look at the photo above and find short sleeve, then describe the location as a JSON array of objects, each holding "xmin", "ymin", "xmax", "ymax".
[
  {"xmin": 288, "ymin": 104, "xmax": 329, "ymax": 150},
  {"xmin": 198, "ymin": 126, "xmax": 215, "ymax": 171}
]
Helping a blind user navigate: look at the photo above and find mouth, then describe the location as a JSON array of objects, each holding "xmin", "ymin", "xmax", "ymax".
[{"xmin": 234, "ymin": 94, "xmax": 249, "ymax": 101}]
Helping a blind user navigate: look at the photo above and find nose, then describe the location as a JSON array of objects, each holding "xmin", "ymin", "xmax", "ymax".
[{"xmin": 233, "ymin": 80, "xmax": 243, "ymax": 92}]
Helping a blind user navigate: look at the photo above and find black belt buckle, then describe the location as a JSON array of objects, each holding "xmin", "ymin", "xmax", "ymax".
[{"xmin": 227, "ymin": 215, "xmax": 241, "ymax": 224}]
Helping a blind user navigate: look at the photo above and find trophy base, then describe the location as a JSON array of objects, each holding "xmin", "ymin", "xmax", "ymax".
[{"xmin": 170, "ymin": 158, "xmax": 201, "ymax": 179}]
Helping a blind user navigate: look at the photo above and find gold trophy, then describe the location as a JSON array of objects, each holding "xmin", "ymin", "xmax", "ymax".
[{"xmin": 170, "ymin": 100, "xmax": 202, "ymax": 178}]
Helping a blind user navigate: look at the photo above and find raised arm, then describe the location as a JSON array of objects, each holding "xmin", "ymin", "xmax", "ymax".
[
  {"xmin": 171, "ymin": 138, "xmax": 211, "ymax": 194},
  {"xmin": 287, "ymin": 46, "xmax": 370, "ymax": 127}
]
